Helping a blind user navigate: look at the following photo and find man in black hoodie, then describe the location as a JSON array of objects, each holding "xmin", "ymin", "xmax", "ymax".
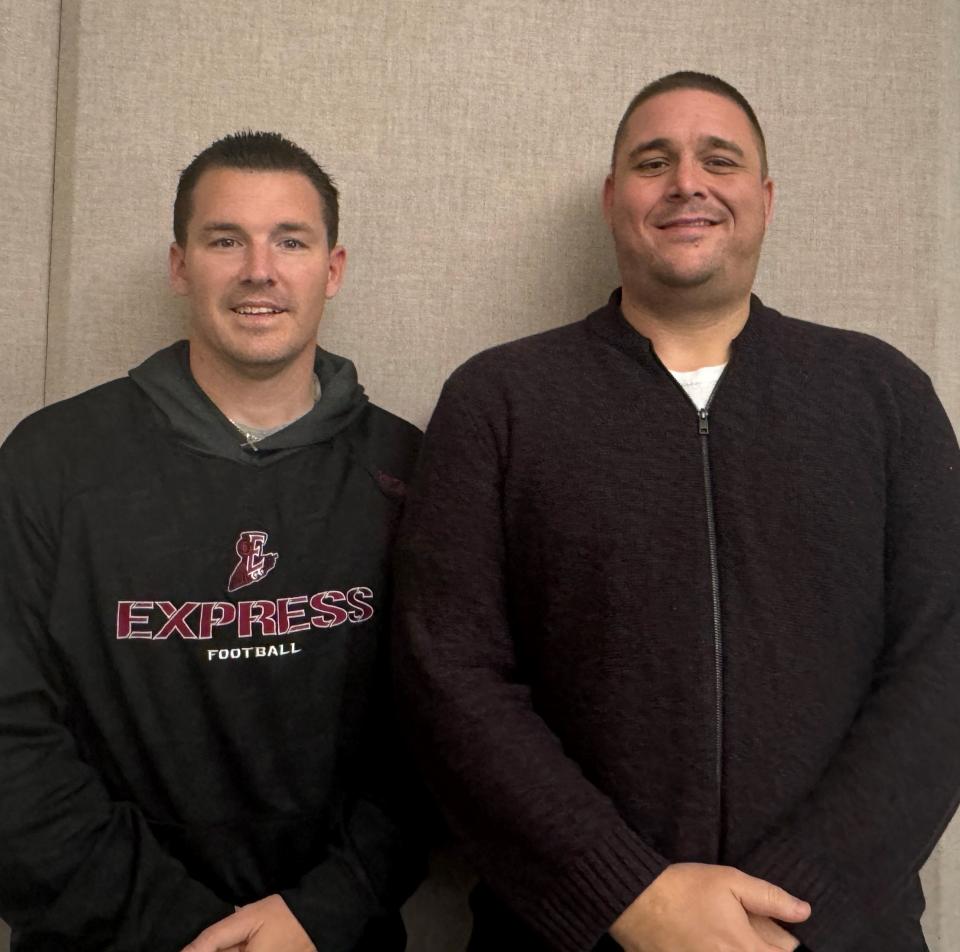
[{"xmin": 0, "ymin": 132, "xmax": 423, "ymax": 952}]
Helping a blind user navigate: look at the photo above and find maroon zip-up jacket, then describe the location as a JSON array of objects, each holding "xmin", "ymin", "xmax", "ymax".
[{"xmin": 394, "ymin": 292, "xmax": 960, "ymax": 952}]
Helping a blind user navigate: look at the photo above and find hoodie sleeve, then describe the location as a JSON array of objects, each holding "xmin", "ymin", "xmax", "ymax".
[
  {"xmin": 0, "ymin": 437, "xmax": 234, "ymax": 951},
  {"xmin": 278, "ymin": 786, "xmax": 426, "ymax": 950},
  {"xmin": 736, "ymin": 375, "xmax": 960, "ymax": 952},
  {"xmin": 279, "ymin": 582, "xmax": 427, "ymax": 950},
  {"xmin": 277, "ymin": 410, "xmax": 428, "ymax": 950},
  {"xmin": 392, "ymin": 374, "xmax": 670, "ymax": 952}
]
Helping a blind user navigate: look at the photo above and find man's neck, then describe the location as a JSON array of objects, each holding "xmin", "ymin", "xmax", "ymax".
[
  {"xmin": 189, "ymin": 346, "xmax": 318, "ymax": 429},
  {"xmin": 619, "ymin": 288, "xmax": 751, "ymax": 372}
]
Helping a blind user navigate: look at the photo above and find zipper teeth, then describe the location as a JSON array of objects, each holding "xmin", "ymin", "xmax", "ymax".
[
  {"xmin": 700, "ymin": 425, "xmax": 724, "ymax": 855},
  {"xmin": 655, "ymin": 357, "xmax": 728, "ymax": 862}
]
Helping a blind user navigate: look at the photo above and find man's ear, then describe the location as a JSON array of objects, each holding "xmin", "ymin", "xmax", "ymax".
[
  {"xmin": 325, "ymin": 245, "xmax": 347, "ymax": 300},
  {"xmin": 602, "ymin": 173, "xmax": 615, "ymax": 227},
  {"xmin": 169, "ymin": 242, "xmax": 189, "ymax": 296}
]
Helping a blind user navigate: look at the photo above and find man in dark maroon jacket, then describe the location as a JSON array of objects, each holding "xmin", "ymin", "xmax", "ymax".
[{"xmin": 395, "ymin": 72, "xmax": 960, "ymax": 952}]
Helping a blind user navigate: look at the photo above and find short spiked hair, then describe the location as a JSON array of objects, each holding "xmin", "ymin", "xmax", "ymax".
[{"xmin": 173, "ymin": 130, "xmax": 339, "ymax": 247}]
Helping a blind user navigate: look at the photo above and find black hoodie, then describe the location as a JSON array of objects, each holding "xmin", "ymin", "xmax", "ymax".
[{"xmin": 0, "ymin": 342, "xmax": 424, "ymax": 951}]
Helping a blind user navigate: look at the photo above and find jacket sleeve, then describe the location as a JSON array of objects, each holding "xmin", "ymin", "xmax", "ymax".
[
  {"xmin": 737, "ymin": 376, "xmax": 960, "ymax": 952},
  {"xmin": 0, "ymin": 445, "xmax": 234, "ymax": 951},
  {"xmin": 392, "ymin": 375, "xmax": 669, "ymax": 952}
]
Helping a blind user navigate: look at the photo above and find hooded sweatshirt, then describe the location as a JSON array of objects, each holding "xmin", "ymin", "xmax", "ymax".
[{"xmin": 0, "ymin": 342, "xmax": 424, "ymax": 952}]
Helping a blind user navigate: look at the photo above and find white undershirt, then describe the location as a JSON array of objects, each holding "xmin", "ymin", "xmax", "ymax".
[{"xmin": 669, "ymin": 363, "xmax": 727, "ymax": 410}]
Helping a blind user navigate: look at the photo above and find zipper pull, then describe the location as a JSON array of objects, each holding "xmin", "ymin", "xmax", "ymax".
[{"xmin": 698, "ymin": 408, "xmax": 710, "ymax": 435}]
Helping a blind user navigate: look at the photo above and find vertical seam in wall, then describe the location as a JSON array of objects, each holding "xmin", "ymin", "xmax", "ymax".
[
  {"xmin": 939, "ymin": 0, "xmax": 960, "ymax": 422},
  {"xmin": 42, "ymin": 0, "xmax": 65, "ymax": 408}
]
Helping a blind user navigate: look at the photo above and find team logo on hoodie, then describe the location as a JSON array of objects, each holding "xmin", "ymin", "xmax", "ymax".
[
  {"xmin": 115, "ymin": 530, "xmax": 376, "ymax": 651},
  {"xmin": 227, "ymin": 530, "xmax": 279, "ymax": 592}
]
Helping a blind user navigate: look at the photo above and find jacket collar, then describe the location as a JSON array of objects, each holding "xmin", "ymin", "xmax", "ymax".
[{"xmin": 584, "ymin": 288, "xmax": 774, "ymax": 371}]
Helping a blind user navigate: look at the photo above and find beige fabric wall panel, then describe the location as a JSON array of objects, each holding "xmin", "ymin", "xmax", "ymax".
[
  {"xmin": 0, "ymin": 1, "xmax": 61, "ymax": 945},
  {"xmin": 12, "ymin": 0, "xmax": 960, "ymax": 949},
  {"xmin": 934, "ymin": 0, "xmax": 960, "ymax": 432},
  {"xmin": 43, "ymin": 0, "xmax": 959, "ymax": 429},
  {"xmin": 0, "ymin": 0, "xmax": 61, "ymax": 439},
  {"xmin": 921, "ymin": 4, "xmax": 960, "ymax": 944}
]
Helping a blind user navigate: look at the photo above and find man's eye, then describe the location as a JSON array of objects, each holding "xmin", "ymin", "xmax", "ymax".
[
  {"xmin": 280, "ymin": 238, "xmax": 306, "ymax": 249},
  {"xmin": 211, "ymin": 237, "xmax": 238, "ymax": 248},
  {"xmin": 636, "ymin": 159, "xmax": 668, "ymax": 172},
  {"xmin": 705, "ymin": 157, "xmax": 736, "ymax": 169}
]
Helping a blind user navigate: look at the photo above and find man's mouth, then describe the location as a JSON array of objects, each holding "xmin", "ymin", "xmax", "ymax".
[
  {"xmin": 658, "ymin": 217, "xmax": 719, "ymax": 229},
  {"xmin": 231, "ymin": 303, "xmax": 287, "ymax": 315}
]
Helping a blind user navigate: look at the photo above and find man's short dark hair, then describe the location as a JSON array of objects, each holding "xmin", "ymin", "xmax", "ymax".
[
  {"xmin": 173, "ymin": 130, "xmax": 339, "ymax": 247},
  {"xmin": 612, "ymin": 71, "xmax": 768, "ymax": 177}
]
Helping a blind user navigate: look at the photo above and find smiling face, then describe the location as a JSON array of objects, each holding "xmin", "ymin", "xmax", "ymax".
[
  {"xmin": 169, "ymin": 167, "xmax": 345, "ymax": 380},
  {"xmin": 603, "ymin": 88, "xmax": 773, "ymax": 309}
]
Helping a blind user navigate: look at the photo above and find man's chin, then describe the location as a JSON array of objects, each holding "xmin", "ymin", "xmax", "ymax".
[
  {"xmin": 654, "ymin": 266, "xmax": 717, "ymax": 290},
  {"xmin": 220, "ymin": 343, "xmax": 310, "ymax": 377}
]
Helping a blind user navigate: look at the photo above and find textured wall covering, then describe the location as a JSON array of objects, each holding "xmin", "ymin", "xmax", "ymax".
[
  {"xmin": 918, "ymin": 4, "xmax": 960, "ymax": 945},
  {"xmin": 0, "ymin": 2, "xmax": 60, "ymax": 933},
  {"xmin": 1, "ymin": 0, "xmax": 958, "ymax": 949},
  {"xmin": 0, "ymin": 0, "xmax": 61, "ymax": 440},
  {"xmin": 0, "ymin": 6, "xmax": 62, "ymax": 952}
]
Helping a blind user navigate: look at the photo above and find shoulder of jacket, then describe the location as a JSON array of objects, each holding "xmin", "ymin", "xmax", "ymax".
[
  {"xmin": 756, "ymin": 303, "xmax": 930, "ymax": 387},
  {"xmin": 447, "ymin": 320, "xmax": 588, "ymax": 390}
]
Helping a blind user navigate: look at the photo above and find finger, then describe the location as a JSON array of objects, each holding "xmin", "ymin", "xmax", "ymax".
[
  {"xmin": 180, "ymin": 940, "xmax": 243, "ymax": 952},
  {"xmin": 748, "ymin": 913, "xmax": 799, "ymax": 949},
  {"xmin": 735, "ymin": 873, "xmax": 811, "ymax": 923},
  {"xmin": 180, "ymin": 916, "xmax": 252, "ymax": 952},
  {"xmin": 760, "ymin": 931, "xmax": 799, "ymax": 952}
]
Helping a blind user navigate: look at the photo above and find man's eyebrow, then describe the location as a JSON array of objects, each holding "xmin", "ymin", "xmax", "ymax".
[
  {"xmin": 197, "ymin": 221, "xmax": 319, "ymax": 236},
  {"xmin": 199, "ymin": 222, "xmax": 243, "ymax": 233},
  {"xmin": 625, "ymin": 135, "xmax": 747, "ymax": 163},
  {"xmin": 273, "ymin": 221, "xmax": 316, "ymax": 234},
  {"xmin": 702, "ymin": 136, "xmax": 745, "ymax": 157},
  {"xmin": 626, "ymin": 138, "xmax": 673, "ymax": 162}
]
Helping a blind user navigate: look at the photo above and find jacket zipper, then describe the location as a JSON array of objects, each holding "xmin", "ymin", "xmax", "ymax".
[
  {"xmin": 697, "ymin": 402, "xmax": 724, "ymax": 860},
  {"xmin": 657, "ymin": 357, "xmax": 727, "ymax": 861}
]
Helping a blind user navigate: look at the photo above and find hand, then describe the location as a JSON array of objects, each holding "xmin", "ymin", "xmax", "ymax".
[
  {"xmin": 608, "ymin": 862, "xmax": 810, "ymax": 952},
  {"xmin": 180, "ymin": 895, "xmax": 317, "ymax": 952}
]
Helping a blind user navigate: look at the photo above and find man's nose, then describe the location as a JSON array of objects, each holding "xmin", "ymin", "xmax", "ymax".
[
  {"xmin": 667, "ymin": 156, "xmax": 708, "ymax": 200},
  {"xmin": 241, "ymin": 242, "xmax": 277, "ymax": 284}
]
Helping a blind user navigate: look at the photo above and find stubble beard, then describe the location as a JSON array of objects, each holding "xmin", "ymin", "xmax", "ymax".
[
  {"xmin": 651, "ymin": 259, "xmax": 718, "ymax": 289},
  {"xmin": 196, "ymin": 320, "xmax": 313, "ymax": 382},
  {"xmin": 224, "ymin": 338, "xmax": 312, "ymax": 380},
  {"xmin": 620, "ymin": 244, "xmax": 723, "ymax": 299}
]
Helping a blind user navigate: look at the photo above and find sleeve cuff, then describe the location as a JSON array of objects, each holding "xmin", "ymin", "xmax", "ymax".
[
  {"xmin": 526, "ymin": 825, "xmax": 670, "ymax": 952},
  {"xmin": 738, "ymin": 831, "xmax": 862, "ymax": 952},
  {"xmin": 281, "ymin": 853, "xmax": 380, "ymax": 952}
]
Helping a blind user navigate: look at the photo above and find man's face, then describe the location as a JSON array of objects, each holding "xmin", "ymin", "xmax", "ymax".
[
  {"xmin": 603, "ymin": 89, "xmax": 773, "ymax": 303},
  {"xmin": 169, "ymin": 168, "xmax": 345, "ymax": 377}
]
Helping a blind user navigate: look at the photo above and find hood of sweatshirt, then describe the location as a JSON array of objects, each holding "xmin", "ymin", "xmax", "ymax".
[{"xmin": 129, "ymin": 340, "xmax": 369, "ymax": 464}]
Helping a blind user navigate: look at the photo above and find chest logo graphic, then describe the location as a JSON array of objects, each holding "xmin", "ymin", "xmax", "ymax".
[{"xmin": 227, "ymin": 530, "xmax": 279, "ymax": 592}]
